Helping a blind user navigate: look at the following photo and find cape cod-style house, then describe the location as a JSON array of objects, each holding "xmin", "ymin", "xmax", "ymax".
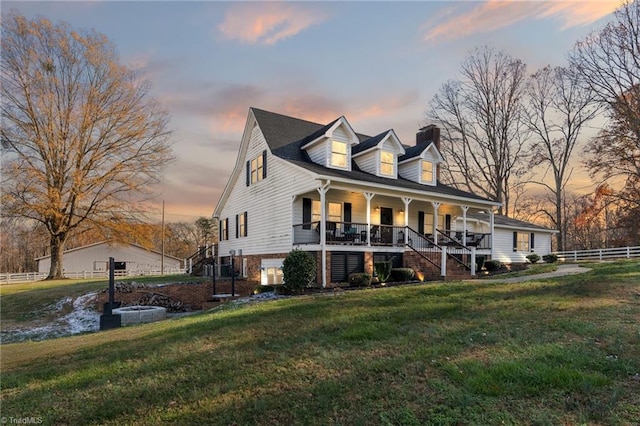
[{"xmin": 213, "ymin": 108, "xmax": 556, "ymax": 286}]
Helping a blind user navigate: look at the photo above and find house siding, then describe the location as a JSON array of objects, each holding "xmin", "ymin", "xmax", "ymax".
[
  {"xmin": 306, "ymin": 142, "xmax": 326, "ymax": 166},
  {"xmin": 354, "ymin": 150, "xmax": 378, "ymax": 176},
  {"xmin": 492, "ymin": 229, "xmax": 553, "ymax": 263},
  {"xmin": 217, "ymin": 125, "xmax": 318, "ymax": 265},
  {"xmin": 398, "ymin": 160, "xmax": 420, "ymax": 183}
]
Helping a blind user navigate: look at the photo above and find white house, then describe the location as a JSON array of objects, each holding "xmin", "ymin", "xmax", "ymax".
[
  {"xmin": 35, "ymin": 241, "xmax": 183, "ymax": 275},
  {"xmin": 456, "ymin": 213, "xmax": 557, "ymax": 263},
  {"xmin": 213, "ymin": 108, "xmax": 556, "ymax": 286}
]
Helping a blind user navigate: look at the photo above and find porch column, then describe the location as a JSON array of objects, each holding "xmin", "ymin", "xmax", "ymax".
[
  {"xmin": 470, "ymin": 246, "xmax": 476, "ymax": 276},
  {"xmin": 461, "ymin": 205, "xmax": 469, "ymax": 245},
  {"xmin": 489, "ymin": 209, "xmax": 495, "ymax": 251},
  {"xmin": 402, "ymin": 197, "xmax": 412, "ymax": 244},
  {"xmin": 431, "ymin": 201, "xmax": 441, "ymax": 243},
  {"xmin": 318, "ymin": 181, "xmax": 331, "ymax": 287},
  {"xmin": 364, "ymin": 192, "xmax": 375, "ymax": 247}
]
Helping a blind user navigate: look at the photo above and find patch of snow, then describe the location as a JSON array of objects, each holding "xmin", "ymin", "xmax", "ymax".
[{"xmin": 1, "ymin": 292, "xmax": 100, "ymax": 344}]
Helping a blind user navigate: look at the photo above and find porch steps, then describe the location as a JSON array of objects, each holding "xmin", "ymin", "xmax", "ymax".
[{"xmin": 404, "ymin": 250, "xmax": 473, "ymax": 281}]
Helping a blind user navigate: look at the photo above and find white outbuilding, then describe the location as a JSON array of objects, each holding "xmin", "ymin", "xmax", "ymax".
[{"xmin": 35, "ymin": 241, "xmax": 183, "ymax": 275}]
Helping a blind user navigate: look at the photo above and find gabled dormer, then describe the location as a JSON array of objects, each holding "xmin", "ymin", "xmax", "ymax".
[
  {"xmin": 398, "ymin": 125, "xmax": 444, "ymax": 186},
  {"xmin": 352, "ymin": 130, "xmax": 406, "ymax": 178},
  {"xmin": 300, "ymin": 116, "xmax": 359, "ymax": 171}
]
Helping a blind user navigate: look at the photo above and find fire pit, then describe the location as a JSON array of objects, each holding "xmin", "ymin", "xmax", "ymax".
[{"xmin": 112, "ymin": 305, "xmax": 167, "ymax": 326}]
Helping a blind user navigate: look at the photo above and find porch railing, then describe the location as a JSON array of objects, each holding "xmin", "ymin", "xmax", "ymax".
[
  {"xmin": 293, "ymin": 221, "xmax": 406, "ymax": 247},
  {"xmin": 293, "ymin": 222, "xmax": 491, "ymax": 252},
  {"xmin": 437, "ymin": 230, "xmax": 491, "ymax": 250}
]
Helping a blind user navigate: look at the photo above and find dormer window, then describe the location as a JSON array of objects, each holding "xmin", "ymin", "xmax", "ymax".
[
  {"xmin": 331, "ymin": 140, "xmax": 348, "ymax": 168},
  {"xmin": 421, "ymin": 160, "xmax": 435, "ymax": 184},
  {"xmin": 380, "ymin": 151, "xmax": 395, "ymax": 176}
]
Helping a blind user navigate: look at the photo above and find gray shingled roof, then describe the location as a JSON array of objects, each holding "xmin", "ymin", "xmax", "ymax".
[
  {"xmin": 251, "ymin": 107, "xmax": 494, "ymax": 203},
  {"xmin": 467, "ymin": 213, "xmax": 556, "ymax": 232},
  {"xmin": 351, "ymin": 130, "xmax": 390, "ymax": 155}
]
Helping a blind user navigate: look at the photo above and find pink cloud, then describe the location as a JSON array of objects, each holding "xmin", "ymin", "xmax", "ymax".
[
  {"xmin": 422, "ymin": 1, "xmax": 620, "ymax": 44},
  {"xmin": 218, "ymin": 3, "xmax": 327, "ymax": 45}
]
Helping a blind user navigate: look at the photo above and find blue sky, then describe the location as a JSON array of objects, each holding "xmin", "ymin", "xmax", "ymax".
[{"xmin": 5, "ymin": 1, "xmax": 621, "ymax": 222}]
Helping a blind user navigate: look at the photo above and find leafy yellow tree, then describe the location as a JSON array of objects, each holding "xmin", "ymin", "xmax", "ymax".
[{"xmin": 1, "ymin": 12, "xmax": 174, "ymax": 279}]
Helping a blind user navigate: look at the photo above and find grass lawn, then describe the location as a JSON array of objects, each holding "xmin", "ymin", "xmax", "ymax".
[
  {"xmin": 1, "ymin": 261, "xmax": 639, "ymax": 425},
  {"xmin": 0, "ymin": 274, "xmax": 201, "ymax": 330}
]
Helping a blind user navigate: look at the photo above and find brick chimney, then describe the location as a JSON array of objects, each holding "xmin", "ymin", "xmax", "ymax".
[
  {"xmin": 416, "ymin": 124, "xmax": 441, "ymax": 182},
  {"xmin": 416, "ymin": 124, "xmax": 440, "ymax": 150}
]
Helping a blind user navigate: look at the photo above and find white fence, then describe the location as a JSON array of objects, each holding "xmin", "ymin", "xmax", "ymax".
[
  {"xmin": 0, "ymin": 268, "xmax": 187, "ymax": 285},
  {"xmin": 553, "ymin": 246, "xmax": 640, "ymax": 262}
]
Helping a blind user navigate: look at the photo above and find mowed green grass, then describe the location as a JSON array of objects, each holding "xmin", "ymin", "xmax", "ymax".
[{"xmin": 1, "ymin": 262, "xmax": 639, "ymax": 425}]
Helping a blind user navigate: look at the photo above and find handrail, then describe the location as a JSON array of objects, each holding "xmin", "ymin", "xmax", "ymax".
[
  {"xmin": 434, "ymin": 229, "xmax": 472, "ymax": 270},
  {"xmin": 404, "ymin": 227, "xmax": 442, "ymax": 269}
]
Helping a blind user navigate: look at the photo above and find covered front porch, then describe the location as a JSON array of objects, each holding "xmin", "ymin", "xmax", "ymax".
[{"xmin": 290, "ymin": 181, "xmax": 498, "ymax": 285}]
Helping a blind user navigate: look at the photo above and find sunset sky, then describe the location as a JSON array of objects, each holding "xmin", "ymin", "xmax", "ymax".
[{"xmin": 6, "ymin": 1, "xmax": 622, "ymax": 223}]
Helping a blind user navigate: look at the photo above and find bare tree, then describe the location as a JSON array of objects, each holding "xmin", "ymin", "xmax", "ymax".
[
  {"xmin": 426, "ymin": 45, "xmax": 531, "ymax": 216},
  {"xmin": 1, "ymin": 12, "xmax": 174, "ymax": 279},
  {"xmin": 569, "ymin": 0, "xmax": 640, "ymax": 210},
  {"xmin": 524, "ymin": 65, "xmax": 599, "ymax": 251}
]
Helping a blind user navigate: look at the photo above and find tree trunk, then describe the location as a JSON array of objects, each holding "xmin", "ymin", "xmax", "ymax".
[{"xmin": 47, "ymin": 234, "xmax": 66, "ymax": 280}]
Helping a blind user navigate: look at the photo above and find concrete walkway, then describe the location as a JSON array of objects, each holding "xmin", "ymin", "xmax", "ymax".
[{"xmin": 476, "ymin": 264, "xmax": 592, "ymax": 284}]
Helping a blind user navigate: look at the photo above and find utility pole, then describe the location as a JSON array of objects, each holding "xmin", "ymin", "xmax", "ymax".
[{"xmin": 161, "ymin": 200, "xmax": 165, "ymax": 275}]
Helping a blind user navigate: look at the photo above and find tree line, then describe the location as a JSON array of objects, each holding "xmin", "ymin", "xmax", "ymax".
[
  {"xmin": 0, "ymin": 216, "xmax": 217, "ymax": 274},
  {"xmin": 427, "ymin": 0, "xmax": 639, "ymax": 251},
  {"xmin": 1, "ymin": 3, "xmax": 638, "ymax": 277}
]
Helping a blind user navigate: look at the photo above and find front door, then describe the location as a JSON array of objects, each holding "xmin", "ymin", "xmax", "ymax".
[{"xmin": 380, "ymin": 207, "xmax": 393, "ymax": 244}]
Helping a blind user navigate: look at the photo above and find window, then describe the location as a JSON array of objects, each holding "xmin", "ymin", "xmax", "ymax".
[
  {"xmin": 328, "ymin": 202, "xmax": 342, "ymax": 223},
  {"xmin": 312, "ymin": 200, "xmax": 321, "ymax": 223},
  {"xmin": 266, "ymin": 267, "xmax": 283, "ymax": 285},
  {"xmin": 380, "ymin": 151, "xmax": 394, "ymax": 176},
  {"xmin": 220, "ymin": 218, "xmax": 229, "ymax": 241},
  {"xmin": 331, "ymin": 140, "xmax": 347, "ymax": 168},
  {"xmin": 421, "ymin": 160, "xmax": 434, "ymax": 184},
  {"xmin": 250, "ymin": 155, "xmax": 264, "ymax": 184},
  {"xmin": 513, "ymin": 232, "xmax": 530, "ymax": 251},
  {"xmin": 237, "ymin": 212, "xmax": 247, "ymax": 238},
  {"xmin": 261, "ymin": 259, "xmax": 284, "ymax": 285},
  {"xmin": 246, "ymin": 150, "xmax": 267, "ymax": 186}
]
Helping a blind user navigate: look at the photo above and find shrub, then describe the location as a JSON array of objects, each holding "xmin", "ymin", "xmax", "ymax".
[
  {"xmin": 282, "ymin": 249, "xmax": 316, "ymax": 293},
  {"xmin": 390, "ymin": 268, "xmax": 415, "ymax": 282},
  {"xmin": 253, "ymin": 284, "xmax": 284, "ymax": 294},
  {"xmin": 374, "ymin": 261, "xmax": 392, "ymax": 283},
  {"xmin": 254, "ymin": 284, "xmax": 274, "ymax": 294},
  {"xmin": 542, "ymin": 254, "xmax": 558, "ymax": 263},
  {"xmin": 526, "ymin": 254, "xmax": 540, "ymax": 264},
  {"xmin": 484, "ymin": 260, "xmax": 502, "ymax": 272},
  {"xmin": 348, "ymin": 273, "xmax": 371, "ymax": 287}
]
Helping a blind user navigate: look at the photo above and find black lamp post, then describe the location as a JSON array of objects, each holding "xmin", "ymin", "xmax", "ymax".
[{"xmin": 99, "ymin": 257, "xmax": 121, "ymax": 330}]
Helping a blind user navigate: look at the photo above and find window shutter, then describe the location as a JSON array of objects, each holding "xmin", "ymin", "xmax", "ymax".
[
  {"xmin": 513, "ymin": 232, "xmax": 518, "ymax": 252},
  {"xmin": 344, "ymin": 203, "xmax": 352, "ymax": 226},
  {"xmin": 303, "ymin": 198, "xmax": 312, "ymax": 230},
  {"xmin": 262, "ymin": 150, "xmax": 267, "ymax": 179},
  {"xmin": 418, "ymin": 211, "xmax": 425, "ymax": 234},
  {"xmin": 244, "ymin": 211, "xmax": 248, "ymax": 236},
  {"xmin": 246, "ymin": 161, "xmax": 250, "ymax": 186},
  {"xmin": 235, "ymin": 214, "xmax": 239, "ymax": 239},
  {"xmin": 530, "ymin": 233, "xmax": 535, "ymax": 251}
]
